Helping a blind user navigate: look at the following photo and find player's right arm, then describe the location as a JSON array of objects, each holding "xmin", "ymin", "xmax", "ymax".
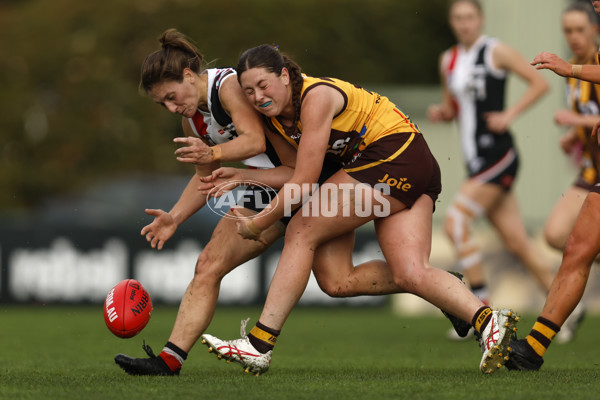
[
  {"xmin": 141, "ymin": 118, "xmax": 220, "ymax": 250},
  {"xmin": 198, "ymin": 127, "xmax": 298, "ymax": 196}
]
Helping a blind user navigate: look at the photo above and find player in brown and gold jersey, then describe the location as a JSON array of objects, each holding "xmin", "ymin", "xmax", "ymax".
[
  {"xmin": 545, "ymin": 2, "xmax": 600, "ymax": 254},
  {"xmin": 509, "ymin": 0, "xmax": 600, "ymax": 370},
  {"xmin": 199, "ymin": 44, "xmax": 520, "ymax": 375},
  {"xmin": 542, "ymin": 1, "xmax": 600, "ymax": 345}
]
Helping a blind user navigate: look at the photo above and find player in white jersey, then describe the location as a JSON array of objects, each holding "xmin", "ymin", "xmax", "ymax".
[
  {"xmin": 111, "ymin": 29, "xmax": 290, "ymax": 376},
  {"xmin": 113, "ymin": 29, "xmax": 416, "ymax": 377},
  {"xmin": 428, "ymin": 0, "xmax": 552, "ymax": 339},
  {"xmin": 112, "ymin": 29, "xmax": 332, "ymax": 376}
]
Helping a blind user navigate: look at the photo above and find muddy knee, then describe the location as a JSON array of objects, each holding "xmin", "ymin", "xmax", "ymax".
[{"xmin": 191, "ymin": 251, "xmax": 228, "ymax": 286}]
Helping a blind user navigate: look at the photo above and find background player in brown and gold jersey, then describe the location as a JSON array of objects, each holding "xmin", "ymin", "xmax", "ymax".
[
  {"xmin": 509, "ymin": 0, "xmax": 600, "ymax": 370},
  {"xmin": 545, "ymin": 2, "xmax": 600, "ymax": 254},
  {"xmin": 541, "ymin": 2, "xmax": 600, "ymax": 344}
]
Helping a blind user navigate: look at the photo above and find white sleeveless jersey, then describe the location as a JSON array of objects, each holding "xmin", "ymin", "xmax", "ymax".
[
  {"xmin": 442, "ymin": 35, "xmax": 515, "ymax": 175},
  {"xmin": 187, "ymin": 68, "xmax": 275, "ymax": 169}
]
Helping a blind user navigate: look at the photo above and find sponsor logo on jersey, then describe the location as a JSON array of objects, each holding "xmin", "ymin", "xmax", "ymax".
[{"xmin": 377, "ymin": 173, "xmax": 412, "ymax": 192}]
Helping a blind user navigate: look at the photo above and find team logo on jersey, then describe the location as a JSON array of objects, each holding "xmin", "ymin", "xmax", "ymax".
[
  {"xmin": 327, "ymin": 138, "xmax": 351, "ymax": 155},
  {"xmin": 206, "ymin": 180, "xmax": 279, "ymax": 220}
]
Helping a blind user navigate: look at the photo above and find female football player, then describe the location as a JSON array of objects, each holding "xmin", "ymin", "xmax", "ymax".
[
  {"xmin": 113, "ymin": 28, "xmax": 287, "ymax": 376},
  {"xmin": 544, "ymin": 2, "xmax": 600, "ymax": 252},
  {"xmin": 508, "ymin": 0, "xmax": 600, "ymax": 370},
  {"xmin": 539, "ymin": 2, "xmax": 600, "ymax": 343},
  {"xmin": 114, "ymin": 28, "xmax": 448, "ymax": 377},
  {"xmin": 426, "ymin": 0, "xmax": 552, "ymax": 339},
  {"xmin": 199, "ymin": 43, "xmax": 520, "ymax": 376}
]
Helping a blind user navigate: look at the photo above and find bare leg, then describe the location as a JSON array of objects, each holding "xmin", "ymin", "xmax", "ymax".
[
  {"xmin": 506, "ymin": 192, "xmax": 600, "ymax": 369},
  {"xmin": 199, "ymin": 176, "xmax": 512, "ymax": 375},
  {"xmin": 258, "ymin": 171, "xmax": 485, "ymax": 330},
  {"xmin": 487, "ymin": 192, "xmax": 554, "ymax": 291},
  {"xmin": 540, "ymin": 192, "xmax": 600, "ymax": 325},
  {"xmin": 168, "ymin": 208, "xmax": 283, "ymax": 352},
  {"xmin": 543, "ymin": 185, "xmax": 588, "ymax": 250},
  {"xmin": 444, "ymin": 180, "xmax": 504, "ymax": 291},
  {"xmin": 257, "ymin": 193, "xmax": 375, "ymax": 329},
  {"xmin": 312, "ymin": 231, "xmax": 399, "ymax": 297},
  {"xmin": 377, "ymin": 194, "xmax": 484, "ymax": 323}
]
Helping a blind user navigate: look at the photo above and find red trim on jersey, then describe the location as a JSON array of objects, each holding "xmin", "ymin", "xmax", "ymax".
[
  {"xmin": 191, "ymin": 112, "xmax": 209, "ymax": 138},
  {"xmin": 393, "ymin": 108, "xmax": 418, "ymax": 131},
  {"xmin": 445, "ymin": 46, "xmax": 460, "ymax": 115}
]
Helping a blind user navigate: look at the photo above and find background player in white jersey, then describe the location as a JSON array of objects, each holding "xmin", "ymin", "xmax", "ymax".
[{"xmin": 427, "ymin": 0, "xmax": 552, "ymax": 339}]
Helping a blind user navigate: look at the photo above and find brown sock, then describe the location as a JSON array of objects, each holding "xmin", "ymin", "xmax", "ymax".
[{"xmin": 248, "ymin": 321, "xmax": 280, "ymax": 354}]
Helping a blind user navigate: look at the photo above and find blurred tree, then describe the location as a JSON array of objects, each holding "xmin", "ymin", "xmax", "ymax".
[{"xmin": 0, "ymin": 0, "xmax": 453, "ymax": 210}]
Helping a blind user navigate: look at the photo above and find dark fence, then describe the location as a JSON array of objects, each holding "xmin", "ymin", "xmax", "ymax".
[{"xmin": 0, "ymin": 225, "xmax": 386, "ymax": 307}]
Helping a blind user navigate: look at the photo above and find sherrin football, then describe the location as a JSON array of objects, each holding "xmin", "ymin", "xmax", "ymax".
[{"xmin": 103, "ymin": 279, "xmax": 152, "ymax": 338}]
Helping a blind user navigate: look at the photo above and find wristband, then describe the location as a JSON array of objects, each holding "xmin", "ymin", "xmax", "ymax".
[
  {"xmin": 211, "ymin": 145, "xmax": 222, "ymax": 161},
  {"xmin": 247, "ymin": 219, "xmax": 263, "ymax": 235},
  {"xmin": 572, "ymin": 64, "xmax": 582, "ymax": 79}
]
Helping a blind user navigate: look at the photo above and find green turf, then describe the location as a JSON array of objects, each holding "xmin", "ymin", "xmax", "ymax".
[{"xmin": 1, "ymin": 304, "xmax": 599, "ymax": 400}]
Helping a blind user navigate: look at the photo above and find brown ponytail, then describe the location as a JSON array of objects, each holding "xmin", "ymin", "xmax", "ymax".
[{"xmin": 140, "ymin": 28, "xmax": 204, "ymax": 92}]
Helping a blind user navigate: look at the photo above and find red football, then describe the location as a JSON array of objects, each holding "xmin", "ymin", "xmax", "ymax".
[{"xmin": 103, "ymin": 279, "xmax": 152, "ymax": 338}]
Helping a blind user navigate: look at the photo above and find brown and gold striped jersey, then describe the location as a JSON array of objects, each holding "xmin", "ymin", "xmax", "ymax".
[
  {"xmin": 567, "ymin": 54, "xmax": 600, "ymax": 185},
  {"xmin": 265, "ymin": 76, "xmax": 421, "ymax": 164}
]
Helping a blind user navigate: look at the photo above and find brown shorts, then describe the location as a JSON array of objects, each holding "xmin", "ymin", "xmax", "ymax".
[
  {"xmin": 343, "ymin": 132, "xmax": 441, "ymax": 209},
  {"xmin": 574, "ymin": 166, "xmax": 600, "ymax": 191}
]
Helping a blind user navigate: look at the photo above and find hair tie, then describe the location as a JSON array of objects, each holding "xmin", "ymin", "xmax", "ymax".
[{"xmin": 272, "ymin": 44, "xmax": 280, "ymax": 52}]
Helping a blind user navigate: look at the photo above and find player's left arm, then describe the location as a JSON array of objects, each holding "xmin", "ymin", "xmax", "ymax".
[
  {"xmin": 532, "ymin": 51, "xmax": 600, "ymax": 84},
  {"xmin": 215, "ymin": 75, "xmax": 267, "ymax": 161},
  {"xmin": 250, "ymin": 85, "xmax": 341, "ymax": 232},
  {"xmin": 486, "ymin": 43, "xmax": 549, "ymax": 133}
]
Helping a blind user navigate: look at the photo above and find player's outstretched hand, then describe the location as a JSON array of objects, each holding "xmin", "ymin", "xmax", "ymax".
[
  {"xmin": 174, "ymin": 136, "xmax": 214, "ymax": 164},
  {"xmin": 140, "ymin": 209, "xmax": 177, "ymax": 250},
  {"xmin": 198, "ymin": 167, "xmax": 242, "ymax": 197},
  {"xmin": 531, "ymin": 52, "xmax": 572, "ymax": 77}
]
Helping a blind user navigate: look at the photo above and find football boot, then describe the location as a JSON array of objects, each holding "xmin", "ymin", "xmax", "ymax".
[
  {"xmin": 478, "ymin": 308, "xmax": 519, "ymax": 374},
  {"xmin": 504, "ymin": 338, "xmax": 544, "ymax": 371},
  {"xmin": 114, "ymin": 342, "xmax": 177, "ymax": 376}
]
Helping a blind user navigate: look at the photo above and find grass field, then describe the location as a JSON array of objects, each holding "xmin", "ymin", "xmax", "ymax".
[{"xmin": 1, "ymin": 304, "xmax": 600, "ymax": 400}]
